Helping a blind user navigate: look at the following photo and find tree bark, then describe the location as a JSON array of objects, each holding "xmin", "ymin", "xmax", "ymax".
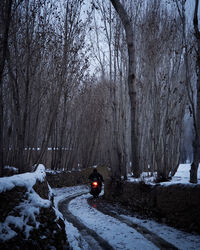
[
  {"xmin": 109, "ymin": 0, "xmax": 140, "ymax": 177},
  {"xmin": 0, "ymin": 0, "xmax": 12, "ymax": 175},
  {"xmin": 0, "ymin": 0, "xmax": 12, "ymax": 84},
  {"xmin": 190, "ymin": 0, "xmax": 200, "ymax": 183}
]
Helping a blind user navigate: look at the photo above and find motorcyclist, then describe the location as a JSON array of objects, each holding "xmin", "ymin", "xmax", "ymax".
[{"xmin": 89, "ymin": 168, "xmax": 104, "ymax": 188}]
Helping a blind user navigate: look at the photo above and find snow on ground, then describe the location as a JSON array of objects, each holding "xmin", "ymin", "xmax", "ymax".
[
  {"xmin": 53, "ymin": 185, "xmax": 90, "ymax": 250},
  {"xmin": 2, "ymin": 164, "xmax": 197, "ymax": 247},
  {"xmin": 69, "ymin": 193, "xmax": 159, "ymax": 250},
  {"xmin": 53, "ymin": 185, "xmax": 200, "ymax": 250},
  {"xmin": 165, "ymin": 163, "xmax": 200, "ymax": 185},
  {"xmin": 0, "ymin": 165, "xmax": 51, "ymax": 241},
  {"xmin": 3, "ymin": 166, "xmax": 18, "ymax": 173},
  {"xmin": 127, "ymin": 163, "xmax": 200, "ymax": 185},
  {"xmin": 53, "ymin": 164, "xmax": 200, "ymax": 250},
  {"xmin": 121, "ymin": 215, "xmax": 200, "ymax": 250},
  {"xmin": 53, "ymin": 185, "xmax": 89, "ymax": 211},
  {"xmin": 0, "ymin": 164, "xmax": 46, "ymax": 193}
]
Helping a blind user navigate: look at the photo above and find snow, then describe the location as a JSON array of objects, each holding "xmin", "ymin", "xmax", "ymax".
[
  {"xmin": 3, "ymin": 166, "xmax": 18, "ymax": 173},
  {"xmin": 46, "ymin": 169, "xmax": 64, "ymax": 174},
  {"xmin": 121, "ymin": 215, "xmax": 200, "ymax": 250},
  {"xmin": 165, "ymin": 163, "xmax": 200, "ymax": 185},
  {"xmin": 53, "ymin": 185, "xmax": 89, "ymax": 211},
  {"xmin": 69, "ymin": 193, "xmax": 159, "ymax": 250},
  {"xmin": 127, "ymin": 163, "xmax": 200, "ymax": 185},
  {"xmin": 0, "ymin": 164, "xmax": 51, "ymax": 241},
  {"xmin": 1, "ymin": 163, "xmax": 200, "ymax": 248},
  {"xmin": 53, "ymin": 185, "xmax": 200, "ymax": 250},
  {"xmin": 64, "ymin": 220, "xmax": 89, "ymax": 249},
  {"xmin": 52, "ymin": 164, "xmax": 200, "ymax": 250},
  {"xmin": 0, "ymin": 164, "xmax": 46, "ymax": 193},
  {"xmin": 53, "ymin": 185, "xmax": 90, "ymax": 250}
]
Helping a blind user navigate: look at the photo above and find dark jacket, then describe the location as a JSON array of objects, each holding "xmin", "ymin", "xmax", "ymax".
[{"xmin": 89, "ymin": 170, "xmax": 104, "ymax": 182}]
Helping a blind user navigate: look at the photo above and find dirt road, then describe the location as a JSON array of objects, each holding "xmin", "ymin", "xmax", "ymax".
[{"xmin": 58, "ymin": 191, "xmax": 178, "ymax": 249}]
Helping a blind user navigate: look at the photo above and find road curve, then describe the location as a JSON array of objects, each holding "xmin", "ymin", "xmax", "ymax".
[
  {"xmin": 58, "ymin": 193, "xmax": 114, "ymax": 250},
  {"xmin": 58, "ymin": 191, "xmax": 178, "ymax": 250},
  {"xmin": 88, "ymin": 197, "xmax": 178, "ymax": 250}
]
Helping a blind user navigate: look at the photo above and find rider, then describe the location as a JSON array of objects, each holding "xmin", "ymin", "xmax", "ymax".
[{"xmin": 89, "ymin": 168, "xmax": 104, "ymax": 188}]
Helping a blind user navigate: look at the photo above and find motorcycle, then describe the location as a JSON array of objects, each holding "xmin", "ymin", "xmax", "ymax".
[{"xmin": 89, "ymin": 178, "xmax": 102, "ymax": 198}]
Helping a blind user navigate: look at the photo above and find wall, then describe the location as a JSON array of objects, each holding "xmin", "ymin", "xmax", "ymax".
[
  {"xmin": 104, "ymin": 179, "xmax": 200, "ymax": 234},
  {"xmin": 46, "ymin": 165, "xmax": 111, "ymax": 188},
  {"xmin": 0, "ymin": 166, "xmax": 69, "ymax": 249}
]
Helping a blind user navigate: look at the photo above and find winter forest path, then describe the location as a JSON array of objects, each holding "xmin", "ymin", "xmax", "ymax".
[
  {"xmin": 88, "ymin": 197, "xmax": 178, "ymax": 250},
  {"xmin": 58, "ymin": 193, "xmax": 114, "ymax": 250},
  {"xmin": 58, "ymin": 190, "xmax": 178, "ymax": 250}
]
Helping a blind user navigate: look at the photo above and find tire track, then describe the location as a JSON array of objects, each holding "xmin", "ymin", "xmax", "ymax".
[
  {"xmin": 58, "ymin": 193, "xmax": 114, "ymax": 250},
  {"xmin": 88, "ymin": 197, "xmax": 178, "ymax": 250}
]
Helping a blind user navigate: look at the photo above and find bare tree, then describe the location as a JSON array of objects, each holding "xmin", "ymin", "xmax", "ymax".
[
  {"xmin": 46, "ymin": 0, "xmax": 91, "ymax": 171},
  {"xmin": 5, "ymin": 0, "xmax": 47, "ymax": 172},
  {"xmin": 0, "ymin": 0, "xmax": 13, "ymax": 175},
  {"xmin": 110, "ymin": 0, "xmax": 140, "ymax": 178},
  {"xmin": 0, "ymin": 0, "xmax": 12, "ymax": 84},
  {"xmin": 175, "ymin": 0, "xmax": 200, "ymax": 183},
  {"xmin": 1, "ymin": 0, "xmax": 194, "ymax": 180},
  {"xmin": 190, "ymin": 0, "xmax": 200, "ymax": 183},
  {"xmin": 136, "ymin": 1, "xmax": 187, "ymax": 180}
]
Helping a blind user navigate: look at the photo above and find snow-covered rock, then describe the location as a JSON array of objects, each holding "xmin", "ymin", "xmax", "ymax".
[{"xmin": 0, "ymin": 165, "xmax": 69, "ymax": 249}]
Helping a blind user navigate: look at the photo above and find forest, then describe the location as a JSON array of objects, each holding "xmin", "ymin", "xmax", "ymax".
[{"xmin": 0, "ymin": 0, "xmax": 199, "ymax": 183}]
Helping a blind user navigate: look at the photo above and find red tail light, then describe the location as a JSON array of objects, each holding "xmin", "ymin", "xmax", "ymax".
[{"xmin": 92, "ymin": 181, "xmax": 98, "ymax": 187}]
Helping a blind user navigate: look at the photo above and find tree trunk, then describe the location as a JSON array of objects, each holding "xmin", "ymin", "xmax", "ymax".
[
  {"xmin": 190, "ymin": 0, "xmax": 200, "ymax": 183},
  {"xmin": 0, "ymin": 0, "xmax": 12, "ymax": 175},
  {"xmin": 109, "ymin": 0, "xmax": 140, "ymax": 177},
  {"xmin": 0, "ymin": 0, "xmax": 12, "ymax": 84},
  {"xmin": 0, "ymin": 87, "xmax": 3, "ymax": 176}
]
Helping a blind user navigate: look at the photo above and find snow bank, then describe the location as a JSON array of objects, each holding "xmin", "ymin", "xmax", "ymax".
[
  {"xmin": 3, "ymin": 166, "xmax": 18, "ymax": 173},
  {"xmin": 127, "ymin": 164, "xmax": 200, "ymax": 185},
  {"xmin": 163, "ymin": 163, "xmax": 200, "ymax": 185},
  {"xmin": 0, "ymin": 164, "xmax": 46, "ymax": 193},
  {"xmin": 0, "ymin": 165, "xmax": 51, "ymax": 241}
]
